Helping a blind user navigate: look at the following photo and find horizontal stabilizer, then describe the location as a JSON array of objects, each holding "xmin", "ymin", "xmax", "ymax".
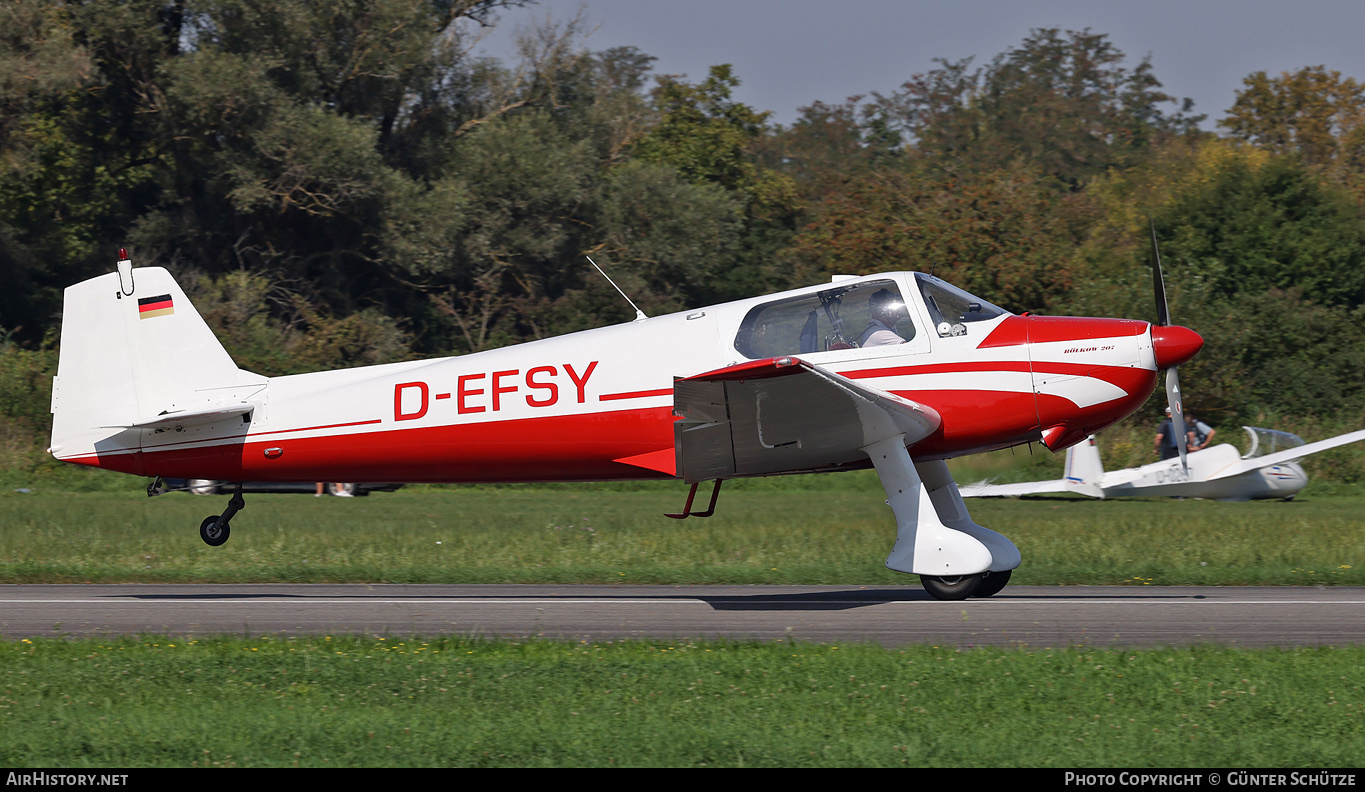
[{"xmin": 112, "ymin": 402, "xmax": 256, "ymax": 430}]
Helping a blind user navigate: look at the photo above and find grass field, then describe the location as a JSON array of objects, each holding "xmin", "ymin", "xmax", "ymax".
[
  {"xmin": 2, "ymin": 465, "xmax": 1362, "ymax": 768},
  {"xmin": 1, "ymin": 471, "xmax": 1361, "ymax": 585},
  {"xmin": 2, "ymin": 636, "xmax": 1362, "ymax": 768}
]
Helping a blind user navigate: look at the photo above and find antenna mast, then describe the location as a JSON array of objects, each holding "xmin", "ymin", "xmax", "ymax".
[{"xmin": 587, "ymin": 256, "xmax": 647, "ymax": 321}]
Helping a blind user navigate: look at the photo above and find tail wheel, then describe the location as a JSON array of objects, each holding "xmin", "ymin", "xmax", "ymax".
[
  {"xmin": 920, "ymin": 573, "xmax": 984, "ymax": 601},
  {"xmin": 975, "ymin": 569, "xmax": 1012, "ymax": 598},
  {"xmin": 199, "ymin": 515, "xmax": 230, "ymax": 546}
]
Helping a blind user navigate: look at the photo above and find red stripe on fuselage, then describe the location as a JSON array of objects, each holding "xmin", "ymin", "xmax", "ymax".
[
  {"xmin": 897, "ymin": 389, "xmax": 1040, "ymax": 458},
  {"xmin": 599, "ymin": 388, "xmax": 673, "ymax": 402},
  {"xmin": 126, "ymin": 406, "xmax": 680, "ymax": 483},
  {"xmin": 1033, "ymin": 366, "xmax": 1156, "ymax": 432},
  {"xmin": 843, "ymin": 359, "xmax": 1143, "ymax": 383},
  {"xmin": 976, "ymin": 315, "xmax": 1149, "ymax": 349},
  {"xmin": 844, "ymin": 361, "xmax": 1031, "ymax": 380},
  {"xmin": 1025, "ymin": 316, "xmax": 1148, "ymax": 344},
  {"xmin": 976, "ymin": 315, "xmax": 1030, "ymax": 348},
  {"xmin": 134, "ymin": 418, "xmax": 386, "ymax": 455}
]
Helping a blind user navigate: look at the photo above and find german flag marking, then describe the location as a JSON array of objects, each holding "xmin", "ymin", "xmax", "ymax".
[{"xmin": 138, "ymin": 294, "xmax": 174, "ymax": 319}]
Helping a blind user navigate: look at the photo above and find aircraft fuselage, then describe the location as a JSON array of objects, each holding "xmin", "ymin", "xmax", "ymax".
[{"xmin": 58, "ymin": 272, "xmax": 1175, "ymax": 484}]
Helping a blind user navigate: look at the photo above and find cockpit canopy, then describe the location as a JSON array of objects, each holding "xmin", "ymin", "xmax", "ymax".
[
  {"xmin": 1241, "ymin": 427, "xmax": 1305, "ymax": 460},
  {"xmin": 733, "ymin": 274, "xmax": 1010, "ymax": 359}
]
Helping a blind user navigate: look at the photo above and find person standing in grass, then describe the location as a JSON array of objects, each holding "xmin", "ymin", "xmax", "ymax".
[
  {"xmin": 1154, "ymin": 408, "xmax": 1181, "ymax": 460},
  {"xmin": 1185, "ymin": 412, "xmax": 1216, "ymax": 452}
]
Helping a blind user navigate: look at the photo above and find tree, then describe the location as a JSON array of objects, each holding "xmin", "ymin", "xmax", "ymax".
[
  {"xmin": 754, "ymin": 98, "xmax": 904, "ymax": 198},
  {"xmin": 1220, "ymin": 66, "xmax": 1365, "ymax": 182},
  {"xmin": 873, "ymin": 28, "xmax": 1203, "ymax": 188},
  {"xmin": 1159, "ymin": 147, "xmax": 1365, "ymax": 310},
  {"xmin": 781, "ymin": 164, "xmax": 1085, "ymax": 314},
  {"xmin": 0, "ymin": 0, "xmax": 162, "ymax": 341},
  {"xmin": 1065, "ymin": 137, "xmax": 1365, "ymax": 424},
  {"xmin": 633, "ymin": 65, "xmax": 772, "ymax": 193},
  {"xmin": 630, "ymin": 65, "xmax": 798, "ymax": 299}
]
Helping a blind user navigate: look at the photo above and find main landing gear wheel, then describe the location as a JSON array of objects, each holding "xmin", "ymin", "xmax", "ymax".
[
  {"xmin": 199, "ymin": 515, "xmax": 230, "ymax": 546},
  {"xmin": 198, "ymin": 483, "xmax": 244, "ymax": 547},
  {"xmin": 920, "ymin": 573, "xmax": 985, "ymax": 601},
  {"xmin": 975, "ymin": 569, "xmax": 1012, "ymax": 598}
]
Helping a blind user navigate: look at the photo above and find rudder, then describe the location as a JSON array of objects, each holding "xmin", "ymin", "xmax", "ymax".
[{"xmin": 49, "ymin": 254, "xmax": 265, "ymax": 469}]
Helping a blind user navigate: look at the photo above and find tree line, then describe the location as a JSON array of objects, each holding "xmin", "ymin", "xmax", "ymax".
[{"xmin": 4, "ymin": 0, "xmax": 1365, "ymax": 472}]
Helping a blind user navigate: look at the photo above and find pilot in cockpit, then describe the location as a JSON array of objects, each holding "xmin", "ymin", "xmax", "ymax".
[{"xmin": 859, "ymin": 289, "xmax": 910, "ymax": 347}]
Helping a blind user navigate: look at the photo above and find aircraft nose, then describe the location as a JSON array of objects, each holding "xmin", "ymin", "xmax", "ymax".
[{"xmin": 1151, "ymin": 325, "xmax": 1203, "ymax": 369}]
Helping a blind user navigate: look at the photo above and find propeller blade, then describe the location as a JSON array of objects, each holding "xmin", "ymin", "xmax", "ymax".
[
  {"xmin": 1150, "ymin": 218, "xmax": 1170, "ymax": 327},
  {"xmin": 1152, "ymin": 220, "xmax": 1186, "ymax": 472},
  {"xmin": 1166, "ymin": 367, "xmax": 1188, "ymax": 473}
]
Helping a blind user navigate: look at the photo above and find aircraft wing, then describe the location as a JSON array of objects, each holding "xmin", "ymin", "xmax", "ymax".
[
  {"xmin": 958, "ymin": 478, "xmax": 1080, "ymax": 498},
  {"xmin": 673, "ymin": 356, "xmax": 941, "ymax": 483},
  {"xmin": 1206, "ymin": 428, "xmax": 1365, "ymax": 481}
]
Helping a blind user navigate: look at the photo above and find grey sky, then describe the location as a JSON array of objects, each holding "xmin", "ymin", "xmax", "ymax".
[{"xmin": 474, "ymin": 0, "xmax": 1365, "ymax": 129}]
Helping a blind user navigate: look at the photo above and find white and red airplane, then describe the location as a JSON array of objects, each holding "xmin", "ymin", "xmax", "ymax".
[{"xmin": 48, "ymin": 250, "xmax": 1203, "ymax": 599}]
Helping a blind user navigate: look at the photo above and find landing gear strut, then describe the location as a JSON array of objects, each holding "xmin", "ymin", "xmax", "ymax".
[
  {"xmin": 863, "ymin": 438, "xmax": 1021, "ymax": 601},
  {"xmin": 199, "ymin": 483, "xmax": 244, "ymax": 546}
]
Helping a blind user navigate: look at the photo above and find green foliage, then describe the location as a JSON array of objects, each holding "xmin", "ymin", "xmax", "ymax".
[
  {"xmin": 634, "ymin": 64, "xmax": 775, "ymax": 195},
  {"xmin": 756, "ymin": 99, "xmax": 903, "ymax": 195},
  {"xmin": 872, "ymin": 28, "xmax": 1204, "ymax": 188},
  {"xmin": 783, "ymin": 164, "xmax": 1085, "ymax": 313},
  {"xmin": 597, "ymin": 160, "xmax": 743, "ymax": 304},
  {"xmin": 1159, "ymin": 154, "xmax": 1365, "ymax": 310},
  {"xmin": 1064, "ymin": 137, "xmax": 1365, "ymax": 425},
  {"xmin": 1220, "ymin": 65, "xmax": 1365, "ymax": 178},
  {"xmin": 187, "ymin": 270, "xmax": 410, "ymax": 376},
  {"xmin": 0, "ymin": 338, "xmax": 57, "ymax": 470},
  {"xmin": 3, "ymin": 487, "xmax": 1364, "ymax": 585}
]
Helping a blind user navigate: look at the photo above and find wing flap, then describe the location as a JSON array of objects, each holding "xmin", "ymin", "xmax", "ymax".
[{"xmin": 673, "ymin": 357, "xmax": 941, "ymax": 484}]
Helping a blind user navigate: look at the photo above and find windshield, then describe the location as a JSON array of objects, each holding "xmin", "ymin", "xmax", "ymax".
[{"xmin": 914, "ymin": 273, "xmax": 1009, "ymax": 338}]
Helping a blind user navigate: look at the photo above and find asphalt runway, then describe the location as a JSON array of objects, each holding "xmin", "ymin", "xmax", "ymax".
[{"xmin": 3, "ymin": 584, "xmax": 1364, "ymax": 647}]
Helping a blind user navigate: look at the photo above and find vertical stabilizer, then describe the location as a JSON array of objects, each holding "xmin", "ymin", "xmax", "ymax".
[
  {"xmin": 49, "ymin": 258, "xmax": 265, "ymax": 469},
  {"xmin": 1063, "ymin": 435, "xmax": 1106, "ymax": 496}
]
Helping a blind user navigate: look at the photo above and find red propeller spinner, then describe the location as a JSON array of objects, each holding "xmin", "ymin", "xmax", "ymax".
[{"xmin": 1150, "ymin": 325, "xmax": 1203, "ymax": 369}]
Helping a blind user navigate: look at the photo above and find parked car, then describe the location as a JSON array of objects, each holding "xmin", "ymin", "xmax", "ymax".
[{"xmin": 165, "ymin": 479, "xmax": 402, "ymax": 496}]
